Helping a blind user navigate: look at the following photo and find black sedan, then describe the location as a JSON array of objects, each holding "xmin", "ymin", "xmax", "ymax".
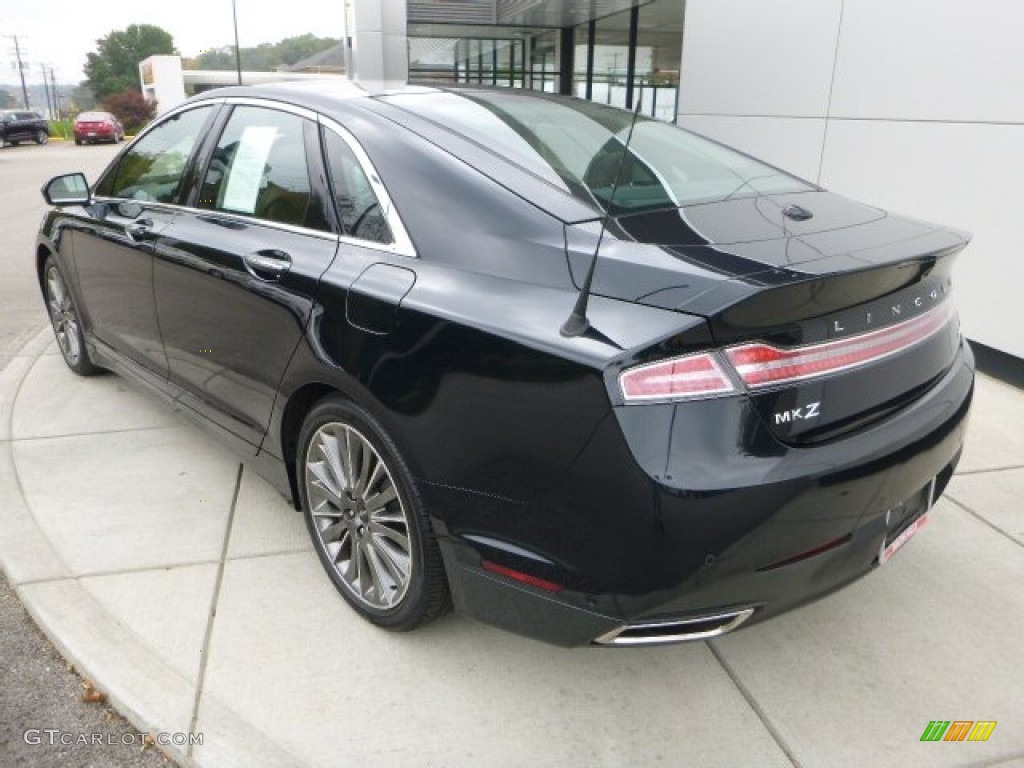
[{"xmin": 36, "ymin": 82, "xmax": 973, "ymax": 646}]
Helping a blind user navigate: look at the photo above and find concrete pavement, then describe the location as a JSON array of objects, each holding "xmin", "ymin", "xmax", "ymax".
[
  {"xmin": 0, "ymin": 140, "xmax": 176, "ymax": 767},
  {"xmin": 0, "ymin": 323, "xmax": 1021, "ymax": 767}
]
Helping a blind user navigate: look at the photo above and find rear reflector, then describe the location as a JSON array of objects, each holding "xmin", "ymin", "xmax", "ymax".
[
  {"xmin": 725, "ymin": 301, "xmax": 954, "ymax": 389},
  {"xmin": 619, "ymin": 352, "xmax": 736, "ymax": 402},
  {"xmin": 481, "ymin": 560, "xmax": 564, "ymax": 593},
  {"xmin": 756, "ymin": 533, "xmax": 852, "ymax": 572}
]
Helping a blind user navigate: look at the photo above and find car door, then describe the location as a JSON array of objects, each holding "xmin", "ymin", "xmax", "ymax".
[
  {"xmin": 152, "ymin": 102, "xmax": 340, "ymax": 448},
  {"xmin": 18, "ymin": 112, "xmax": 37, "ymax": 141},
  {"xmin": 13, "ymin": 112, "xmax": 31, "ymax": 141},
  {"xmin": 69, "ymin": 104, "xmax": 218, "ymax": 377}
]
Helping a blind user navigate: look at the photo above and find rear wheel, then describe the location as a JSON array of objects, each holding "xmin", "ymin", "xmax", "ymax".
[
  {"xmin": 44, "ymin": 257, "xmax": 101, "ymax": 376},
  {"xmin": 74, "ymin": 137, "xmax": 82, "ymax": 146},
  {"xmin": 298, "ymin": 396, "xmax": 449, "ymax": 630},
  {"xmin": 35, "ymin": 130, "xmax": 48, "ymax": 145}
]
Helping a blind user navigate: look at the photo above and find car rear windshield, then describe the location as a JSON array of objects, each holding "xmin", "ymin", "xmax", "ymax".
[
  {"xmin": 382, "ymin": 90, "xmax": 813, "ymax": 215},
  {"xmin": 77, "ymin": 112, "xmax": 108, "ymax": 121}
]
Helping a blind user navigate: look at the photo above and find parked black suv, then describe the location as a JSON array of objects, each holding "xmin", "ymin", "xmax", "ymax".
[{"xmin": 0, "ymin": 110, "xmax": 49, "ymax": 147}]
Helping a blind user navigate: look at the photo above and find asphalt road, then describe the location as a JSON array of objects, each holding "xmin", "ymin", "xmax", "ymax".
[{"xmin": 0, "ymin": 140, "xmax": 172, "ymax": 767}]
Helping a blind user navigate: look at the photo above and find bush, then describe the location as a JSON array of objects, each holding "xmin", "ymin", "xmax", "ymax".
[
  {"xmin": 48, "ymin": 119, "xmax": 73, "ymax": 140},
  {"xmin": 103, "ymin": 89, "xmax": 156, "ymax": 134}
]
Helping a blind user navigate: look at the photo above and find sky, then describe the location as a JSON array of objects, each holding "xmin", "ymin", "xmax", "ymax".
[{"xmin": 0, "ymin": 0, "xmax": 344, "ymax": 88}]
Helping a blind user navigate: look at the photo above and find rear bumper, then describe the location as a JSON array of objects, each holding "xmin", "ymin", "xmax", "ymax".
[
  {"xmin": 434, "ymin": 339, "xmax": 974, "ymax": 646},
  {"xmin": 74, "ymin": 130, "xmax": 115, "ymax": 140}
]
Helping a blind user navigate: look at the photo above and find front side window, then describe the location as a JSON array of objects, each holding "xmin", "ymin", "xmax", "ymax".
[
  {"xmin": 322, "ymin": 129, "xmax": 392, "ymax": 245},
  {"xmin": 103, "ymin": 106, "xmax": 213, "ymax": 203},
  {"xmin": 198, "ymin": 106, "xmax": 318, "ymax": 229}
]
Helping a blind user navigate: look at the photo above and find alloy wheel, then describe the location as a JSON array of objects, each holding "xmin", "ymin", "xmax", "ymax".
[
  {"xmin": 46, "ymin": 266, "xmax": 81, "ymax": 365},
  {"xmin": 304, "ymin": 422, "xmax": 414, "ymax": 610}
]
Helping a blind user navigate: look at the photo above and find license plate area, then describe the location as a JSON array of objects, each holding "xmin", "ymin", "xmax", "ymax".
[{"xmin": 879, "ymin": 478, "xmax": 936, "ymax": 565}]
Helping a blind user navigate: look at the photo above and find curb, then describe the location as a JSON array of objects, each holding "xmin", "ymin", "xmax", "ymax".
[{"xmin": 0, "ymin": 327, "xmax": 300, "ymax": 768}]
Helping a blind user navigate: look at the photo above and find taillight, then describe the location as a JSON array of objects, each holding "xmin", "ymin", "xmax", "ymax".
[
  {"xmin": 618, "ymin": 300, "xmax": 954, "ymax": 403},
  {"xmin": 725, "ymin": 301, "xmax": 954, "ymax": 389},
  {"xmin": 619, "ymin": 352, "xmax": 736, "ymax": 402}
]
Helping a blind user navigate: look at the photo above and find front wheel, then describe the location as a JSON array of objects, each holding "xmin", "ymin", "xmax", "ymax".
[
  {"xmin": 44, "ymin": 257, "xmax": 101, "ymax": 376},
  {"xmin": 298, "ymin": 397, "xmax": 449, "ymax": 630},
  {"xmin": 35, "ymin": 130, "xmax": 48, "ymax": 145}
]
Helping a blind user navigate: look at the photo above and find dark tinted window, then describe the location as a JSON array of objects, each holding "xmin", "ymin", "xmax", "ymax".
[
  {"xmin": 199, "ymin": 106, "xmax": 318, "ymax": 229},
  {"xmin": 323, "ymin": 129, "xmax": 392, "ymax": 244},
  {"xmin": 104, "ymin": 106, "xmax": 213, "ymax": 203},
  {"xmin": 383, "ymin": 92, "xmax": 812, "ymax": 214}
]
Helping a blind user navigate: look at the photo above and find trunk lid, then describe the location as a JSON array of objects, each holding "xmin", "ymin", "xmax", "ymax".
[{"xmin": 568, "ymin": 191, "xmax": 969, "ymax": 443}]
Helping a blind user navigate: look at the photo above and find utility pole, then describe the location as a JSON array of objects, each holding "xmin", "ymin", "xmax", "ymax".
[
  {"xmin": 231, "ymin": 0, "xmax": 242, "ymax": 85},
  {"xmin": 5, "ymin": 35, "xmax": 31, "ymax": 109},
  {"xmin": 49, "ymin": 67, "xmax": 61, "ymax": 119},
  {"xmin": 40, "ymin": 64, "xmax": 53, "ymax": 118}
]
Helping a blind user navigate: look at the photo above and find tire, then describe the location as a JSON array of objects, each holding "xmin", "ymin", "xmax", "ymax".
[
  {"xmin": 43, "ymin": 257, "xmax": 102, "ymax": 376},
  {"xmin": 298, "ymin": 396, "xmax": 450, "ymax": 630},
  {"xmin": 35, "ymin": 130, "xmax": 48, "ymax": 145},
  {"xmin": 74, "ymin": 138, "xmax": 82, "ymax": 146}
]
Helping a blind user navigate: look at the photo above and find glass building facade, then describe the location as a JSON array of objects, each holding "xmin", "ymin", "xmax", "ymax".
[{"xmin": 407, "ymin": 0, "xmax": 684, "ymax": 121}]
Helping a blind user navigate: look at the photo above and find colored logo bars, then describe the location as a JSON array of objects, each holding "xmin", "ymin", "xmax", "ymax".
[{"xmin": 921, "ymin": 721, "xmax": 997, "ymax": 742}]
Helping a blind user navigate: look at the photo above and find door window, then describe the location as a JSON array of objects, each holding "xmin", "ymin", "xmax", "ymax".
[
  {"xmin": 101, "ymin": 106, "xmax": 213, "ymax": 204},
  {"xmin": 198, "ymin": 106, "xmax": 319, "ymax": 230},
  {"xmin": 322, "ymin": 129, "xmax": 393, "ymax": 245}
]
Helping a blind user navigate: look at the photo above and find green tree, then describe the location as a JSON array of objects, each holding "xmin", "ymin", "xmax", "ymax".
[
  {"xmin": 84, "ymin": 25, "xmax": 176, "ymax": 101},
  {"xmin": 275, "ymin": 34, "xmax": 337, "ymax": 67},
  {"xmin": 194, "ymin": 35, "xmax": 339, "ymax": 72},
  {"xmin": 194, "ymin": 48, "xmax": 235, "ymax": 70},
  {"xmin": 69, "ymin": 83, "xmax": 97, "ymax": 112}
]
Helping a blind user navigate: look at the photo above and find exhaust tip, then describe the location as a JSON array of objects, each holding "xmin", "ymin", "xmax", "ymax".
[{"xmin": 593, "ymin": 607, "xmax": 755, "ymax": 647}]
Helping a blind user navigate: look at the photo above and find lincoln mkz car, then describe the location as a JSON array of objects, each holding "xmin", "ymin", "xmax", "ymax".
[{"xmin": 36, "ymin": 82, "xmax": 973, "ymax": 646}]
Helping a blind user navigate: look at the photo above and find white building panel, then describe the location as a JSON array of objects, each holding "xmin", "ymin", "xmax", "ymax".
[
  {"xmin": 831, "ymin": 0, "xmax": 1024, "ymax": 123},
  {"xmin": 678, "ymin": 0, "xmax": 841, "ymax": 117}
]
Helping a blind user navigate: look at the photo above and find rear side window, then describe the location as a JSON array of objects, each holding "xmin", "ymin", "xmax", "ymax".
[
  {"xmin": 102, "ymin": 106, "xmax": 213, "ymax": 203},
  {"xmin": 198, "ymin": 106, "xmax": 319, "ymax": 230},
  {"xmin": 322, "ymin": 129, "xmax": 392, "ymax": 245}
]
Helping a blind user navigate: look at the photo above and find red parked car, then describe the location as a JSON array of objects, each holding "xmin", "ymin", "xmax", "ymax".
[{"xmin": 73, "ymin": 111, "xmax": 124, "ymax": 145}]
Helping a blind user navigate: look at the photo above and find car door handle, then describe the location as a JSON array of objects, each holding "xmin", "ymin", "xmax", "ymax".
[
  {"xmin": 243, "ymin": 249, "xmax": 292, "ymax": 280},
  {"xmin": 126, "ymin": 218, "xmax": 157, "ymax": 241}
]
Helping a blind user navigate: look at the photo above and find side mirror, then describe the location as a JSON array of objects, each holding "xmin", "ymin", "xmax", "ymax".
[{"xmin": 42, "ymin": 173, "xmax": 91, "ymax": 206}]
